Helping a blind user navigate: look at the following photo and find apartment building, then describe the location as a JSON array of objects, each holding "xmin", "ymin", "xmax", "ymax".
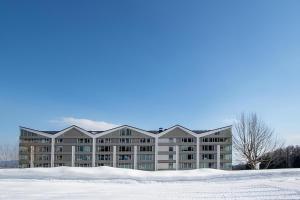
[{"xmin": 19, "ymin": 125, "xmax": 232, "ymax": 170}]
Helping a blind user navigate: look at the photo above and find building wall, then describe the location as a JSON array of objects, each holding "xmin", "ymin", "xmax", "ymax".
[
  {"xmin": 19, "ymin": 126, "xmax": 232, "ymax": 170},
  {"xmin": 55, "ymin": 128, "xmax": 93, "ymax": 167},
  {"xmin": 19, "ymin": 129, "xmax": 52, "ymax": 168}
]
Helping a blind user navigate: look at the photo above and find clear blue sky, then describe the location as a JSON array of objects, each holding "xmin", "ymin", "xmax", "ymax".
[{"xmin": 0, "ymin": 1, "xmax": 299, "ymax": 145}]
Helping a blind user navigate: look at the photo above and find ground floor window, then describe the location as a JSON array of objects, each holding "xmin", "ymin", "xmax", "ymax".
[
  {"xmin": 97, "ymin": 154, "xmax": 111, "ymax": 161},
  {"xmin": 75, "ymin": 163, "xmax": 91, "ymax": 167},
  {"xmin": 138, "ymin": 163, "xmax": 154, "ymax": 170},
  {"xmin": 180, "ymin": 162, "xmax": 195, "ymax": 169},
  {"xmin": 118, "ymin": 163, "xmax": 133, "ymax": 169},
  {"xmin": 76, "ymin": 154, "xmax": 91, "ymax": 161}
]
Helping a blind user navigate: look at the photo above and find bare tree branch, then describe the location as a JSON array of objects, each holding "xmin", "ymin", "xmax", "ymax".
[{"xmin": 233, "ymin": 112, "xmax": 283, "ymax": 169}]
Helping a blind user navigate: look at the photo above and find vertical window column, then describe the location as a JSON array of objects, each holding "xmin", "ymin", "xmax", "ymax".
[
  {"xmin": 175, "ymin": 145, "xmax": 179, "ymax": 170},
  {"xmin": 51, "ymin": 137, "xmax": 55, "ymax": 167},
  {"xmin": 71, "ymin": 146, "xmax": 75, "ymax": 167},
  {"xmin": 92, "ymin": 138, "xmax": 96, "ymax": 167},
  {"xmin": 134, "ymin": 145, "xmax": 137, "ymax": 169},
  {"xmin": 154, "ymin": 137, "xmax": 158, "ymax": 171},
  {"xmin": 113, "ymin": 146, "xmax": 117, "ymax": 167},
  {"xmin": 30, "ymin": 146, "xmax": 34, "ymax": 168},
  {"xmin": 217, "ymin": 144, "xmax": 220, "ymax": 169}
]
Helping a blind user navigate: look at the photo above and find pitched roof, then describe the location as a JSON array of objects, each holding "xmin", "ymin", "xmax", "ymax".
[{"xmin": 20, "ymin": 125, "xmax": 232, "ymax": 136}]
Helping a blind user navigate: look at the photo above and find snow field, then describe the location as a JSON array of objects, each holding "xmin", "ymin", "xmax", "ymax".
[{"xmin": 0, "ymin": 167, "xmax": 299, "ymax": 199}]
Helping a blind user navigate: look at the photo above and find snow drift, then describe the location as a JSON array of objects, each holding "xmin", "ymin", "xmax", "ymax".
[{"xmin": 1, "ymin": 166, "xmax": 300, "ymax": 182}]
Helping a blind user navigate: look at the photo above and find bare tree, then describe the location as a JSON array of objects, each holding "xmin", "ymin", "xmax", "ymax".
[
  {"xmin": 233, "ymin": 112, "xmax": 282, "ymax": 169},
  {"xmin": 0, "ymin": 144, "xmax": 18, "ymax": 161}
]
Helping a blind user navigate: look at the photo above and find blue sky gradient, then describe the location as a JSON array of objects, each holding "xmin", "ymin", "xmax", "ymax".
[{"xmin": 0, "ymin": 0, "xmax": 300, "ymax": 145}]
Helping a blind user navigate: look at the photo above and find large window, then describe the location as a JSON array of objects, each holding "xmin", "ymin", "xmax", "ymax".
[
  {"xmin": 202, "ymin": 145, "xmax": 215, "ymax": 151},
  {"xmin": 202, "ymin": 138, "xmax": 226, "ymax": 143},
  {"xmin": 97, "ymin": 138, "xmax": 111, "ymax": 143},
  {"xmin": 138, "ymin": 163, "xmax": 153, "ymax": 170},
  {"xmin": 118, "ymin": 163, "xmax": 133, "ymax": 169},
  {"xmin": 38, "ymin": 146, "xmax": 50, "ymax": 152},
  {"xmin": 181, "ymin": 146, "xmax": 194, "ymax": 152},
  {"xmin": 37, "ymin": 155, "xmax": 50, "ymax": 161},
  {"xmin": 55, "ymin": 146, "xmax": 63, "ymax": 152},
  {"xmin": 76, "ymin": 154, "xmax": 91, "ymax": 161},
  {"xmin": 181, "ymin": 138, "xmax": 194, "ymax": 143},
  {"xmin": 202, "ymin": 154, "xmax": 215, "ymax": 160},
  {"xmin": 180, "ymin": 154, "xmax": 194, "ymax": 160},
  {"xmin": 120, "ymin": 138, "xmax": 131, "ymax": 143},
  {"xmin": 118, "ymin": 155, "xmax": 132, "ymax": 160},
  {"xmin": 138, "ymin": 154, "xmax": 153, "ymax": 161},
  {"xmin": 97, "ymin": 146, "xmax": 111, "ymax": 152},
  {"xmin": 56, "ymin": 155, "xmax": 63, "ymax": 161},
  {"xmin": 77, "ymin": 138, "xmax": 92, "ymax": 144},
  {"xmin": 97, "ymin": 154, "xmax": 111, "ymax": 161},
  {"xmin": 140, "ymin": 138, "xmax": 153, "ymax": 143},
  {"xmin": 56, "ymin": 138, "xmax": 63, "ymax": 143},
  {"xmin": 120, "ymin": 129, "xmax": 132, "ymax": 136},
  {"xmin": 19, "ymin": 146, "xmax": 28, "ymax": 152},
  {"xmin": 77, "ymin": 145, "xmax": 91, "ymax": 152},
  {"xmin": 119, "ymin": 146, "xmax": 132, "ymax": 152},
  {"xmin": 180, "ymin": 163, "xmax": 195, "ymax": 169},
  {"xmin": 139, "ymin": 146, "xmax": 153, "ymax": 152}
]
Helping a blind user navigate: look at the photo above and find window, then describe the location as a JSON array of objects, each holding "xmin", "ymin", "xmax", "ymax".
[
  {"xmin": 181, "ymin": 146, "xmax": 194, "ymax": 151},
  {"xmin": 118, "ymin": 155, "xmax": 132, "ymax": 160},
  {"xmin": 120, "ymin": 129, "xmax": 132, "ymax": 136},
  {"xmin": 202, "ymin": 154, "xmax": 215, "ymax": 160},
  {"xmin": 98, "ymin": 138, "xmax": 111, "ymax": 143},
  {"xmin": 77, "ymin": 138, "xmax": 92, "ymax": 144},
  {"xmin": 139, "ymin": 146, "xmax": 153, "ymax": 152},
  {"xmin": 138, "ymin": 154, "xmax": 153, "ymax": 161},
  {"xmin": 55, "ymin": 146, "xmax": 63, "ymax": 152},
  {"xmin": 202, "ymin": 145, "xmax": 215, "ymax": 151},
  {"xmin": 120, "ymin": 138, "xmax": 131, "ymax": 143},
  {"xmin": 169, "ymin": 154, "xmax": 173, "ymax": 160},
  {"xmin": 56, "ymin": 155, "xmax": 63, "ymax": 161},
  {"xmin": 38, "ymin": 146, "xmax": 49, "ymax": 152},
  {"xmin": 138, "ymin": 163, "xmax": 153, "ymax": 170},
  {"xmin": 97, "ymin": 154, "xmax": 111, "ymax": 161},
  {"xmin": 97, "ymin": 146, "xmax": 111, "ymax": 152},
  {"xmin": 169, "ymin": 146, "xmax": 174, "ymax": 152},
  {"xmin": 56, "ymin": 138, "xmax": 63, "ymax": 143},
  {"xmin": 168, "ymin": 163, "xmax": 174, "ymax": 169},
  {"xmin": 77, "ymin": 146, "xmax": 91, "ymax": 152},
  {"xmin": 220, "ymin": 154, "xmax": 231, "ymax": 160},
  {"xmin": 118, "ymin": 163, "xmax": 133, "ymax": 169},
  {"xmin": 119, "ymin": 146, "xmax": 131, "ymax": 152},
  {"xmin": 180, "ymin": 163, "xmax": 194, "ymax": 169},
  {"xmin": 140, "ymin": 138, "xmax": 152, "ymax": 143},
  {"xmin": 19, "ymin": 146, "xmax": 28, "ymax": 152},
  {"xmin": 181, "ymin": 138, "xmax": 194, "ymax": 143},
  {"xmin": 37, "ymin": 155, "xmax": 49, "ymax": 161},
  {"xmin": 76, "ymin": 154, "xmax": 91, "ymax": 161},
  {"xmin": 41, "ymin": 138, "xmax": 50, "ymax": 143},
  {"xmin": 180, "ymin": 154, "xmax": 194, "ymax": 160}
]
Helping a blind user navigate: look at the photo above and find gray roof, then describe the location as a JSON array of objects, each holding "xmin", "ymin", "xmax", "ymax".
[{"xmin": 21, "ymin": 125, "xmax": 231, "ymax": 135}]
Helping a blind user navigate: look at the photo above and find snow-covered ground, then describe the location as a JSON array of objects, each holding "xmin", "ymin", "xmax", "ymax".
[{"xmin": 0, "ymin": 167, "xmax": 299, "ymax": 200}]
